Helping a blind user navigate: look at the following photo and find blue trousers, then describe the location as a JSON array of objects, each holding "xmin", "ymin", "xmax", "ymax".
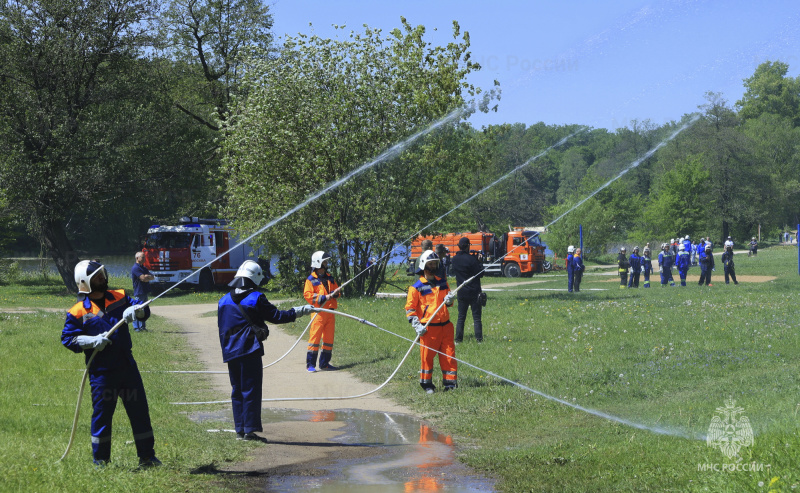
[
  {"xmin": 567, "ymin": 268, "xmax": 575, "ymax": 292},
  {"xmin": 678, "ymin": 269, "xmax": 688, "ymax": 286},
  {"xmin": 132, "ymin": 294, "xmax": 148, "ymax": 330},
  {"xmin": 89, "ymin": 360, "xmax": 154, "ymax": 462},
  {"xmin": 227, "ymin": 352, "xmax": 263, "ymax": 434}
]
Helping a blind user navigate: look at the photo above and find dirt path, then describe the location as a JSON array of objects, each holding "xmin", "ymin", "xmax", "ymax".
[{"xmin": 150, "ymin": 303, "xmax": 414, "ymax": 479}]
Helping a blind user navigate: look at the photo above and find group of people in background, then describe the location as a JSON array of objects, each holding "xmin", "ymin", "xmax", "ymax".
[
  {"xmin": 615, "ymin": 235, "xmax": 740, "ymax": 288},
  {"xmin": 566, "ymin": 234, "xmax": 747, "ymax": 292}
]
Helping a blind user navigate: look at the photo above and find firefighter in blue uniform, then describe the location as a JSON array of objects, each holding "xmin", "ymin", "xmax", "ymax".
[
  {"xmin": 675, "ymin": 243, "xmax": 691, "ymax": 286},
  {"xmin": 658, "ymin": 243, "xmax": 675, "ymax": 287},
  {"xmin": 642, "ymin": 246, "xmax": 653, "ymax": 287},
  {"xmin": 698, "ymin": 244, "xmax": 715, "ymax": 286},
  {"xmin": 627, "ymin": 246, "xmax": 642, "ymax": 288},
  {"xmin": 219, "ymin": 260, "xmax": 314, "ymax": 440},
  {"xmin": 566, "ymin": 245, "xmax": 575, "ymax": 292},
  {"xmin": 61, "ymin": 260, "xmax": 159, "ymax": 467}
]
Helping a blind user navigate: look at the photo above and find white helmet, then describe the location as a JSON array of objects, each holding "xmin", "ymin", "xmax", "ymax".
[
  {"xmin": 620, "ymin": 246, "xmax": 626, "ymax": 253},
  {"xmin": 679, "ymin": 244, "xmax": 685, "ymax": 251},
  {"xmin": 633, "ymin": 246, "xmax": 639, "ymax": 252},
  {"xmin": 725, "ymin": 240, "xmax": 733, "ymax": 248},
  {"xmin": 416, "ymin": 249, "xmax": 439, "ymax": 275},
  {"xmin": 752, "ymin": 237, "xmax": 756, "ymax": 240},
  {"xmin": 231, "ymin": 260, "xmax": 264, "ymax": 287},
  {"xmin": 74, "ymin": 260, "xmax": 107, "ymax": 294},
  {"xmin": 567, "ymin": 245, "xmax": 575, "ymax": 253},
  {"xmin": 670, "ymin": 238, "xmax": 675, "ymax": 243},
  {"xmin": 685, "ymin": 235, "xmax": 690, "ymax": 240},
  {"xmin": 310, "ymin": 251, "xmax": 330, "ymax": 269}
]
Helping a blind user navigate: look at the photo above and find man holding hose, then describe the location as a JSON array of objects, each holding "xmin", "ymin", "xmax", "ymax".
[
  {"xmin": 405, "ymin": 250, "xmax": 457, "ymax": 394},
  {"xmin": 61, "ymin": 260, "xmax": 159, "ymax": 467}
]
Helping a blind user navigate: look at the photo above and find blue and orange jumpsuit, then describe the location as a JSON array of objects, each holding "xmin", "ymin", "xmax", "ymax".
[
  {"xmin": 304, "ymin": 271, "xmax": 339, "ymax": 369},
  {"xmin": 218, "ymin": 288, "xmax": 297, "ymax": 435},
  {"xmin": 61, "ymin": 290, "xmax": 154, "ymax": 463},
  {"xmin": 405, "ymin": 275, "xmax": 457, "ymax": 390}
]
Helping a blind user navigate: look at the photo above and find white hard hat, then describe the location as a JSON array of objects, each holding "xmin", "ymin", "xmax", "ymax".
[
  {"xmin": 679, "ymin": 244, "xmax": 685, "ymax": 251},
  {"xmin": 416, "ymin": 249, "xmax": 439, "ymax": 275},
  {"xmin": 567, "ymin": 245, "xmax": 575, "ymax": 253},
  {"xmin": 725, "ymin": 240, "xmax": 733, "ymax": 247},
  {"xmin": 310, "ymin": 250, "xmax": 330, "ymax": 269},
  {"xmin": 620, "ymin": 246, "xmax": 626, "ymax": 253},
  {"xmin": 685, "ymin": 235, "xmax": 690, "ymax": 240},
  {"xmin": 670, "ymin": 238, "xmax": 674, "ymax": 243},
  {"xmin": 633, "ymin": 246, "xmax": 639, "ymax": 252},
  {"xmin": 752, "ymin": 237, "xmax": 756, "ymax": 240},
  {"xmin": 231, "ymin": 260, "xmax": 264, "ymax": 287},
  {"xmin": 74, "ymin": 260, "xmax": 107, "ymax": 294}
]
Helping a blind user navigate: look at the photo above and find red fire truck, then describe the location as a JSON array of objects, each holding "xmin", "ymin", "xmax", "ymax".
[
  {"xmin": 408, "ymin": 228, "xmax": 551, "ymax": 278},
  {"xmin": 141, "ymin": 217, "xmax": 267, "ymax": 291}
]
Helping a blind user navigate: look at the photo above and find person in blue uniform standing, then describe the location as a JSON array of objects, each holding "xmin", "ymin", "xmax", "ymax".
[
  {"xmin": 61, "ymin": 260, "xmax": 159, "ymax": 467},
  {"xmin": 698, "ymin": 244, "xmax": 715, "ymax": 286},
  {"xmin": 219, "ymin": 260, "xmax": 314, "ymax": 441},
  {"xmin": 572, "ymin": 248, "xmax": 585, "ymax": 292},
  {"xmin": 131, "ymin": 252, "xmax": 154, "ymax": 331},
  {"xmin": 642, "ymin": 246, "xmax": 653, "ymax": 287},
  {"xmin": 658, "ymin": 243, "xmax": 676, "ymax": 287},
  {"xmin": 721, "ymin": 243, "xmax": 738, "ymax": 285},
  {"xmin": 566, "ymin": 245, "xmax": 575, "ymax": 292},
  {"xmin": 627, "ymin": 246, "xmax": 642, "ymax": 288},
  {"xmin": 675, "ymin": 243, "xmax": 691, "ymax": 286}
]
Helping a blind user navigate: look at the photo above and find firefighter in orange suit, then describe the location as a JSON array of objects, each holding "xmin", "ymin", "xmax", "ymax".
[
  {"xmin": 405, "ymin": 250, "xmax": 457, "ymax": 394},
  {"xmin": 304, "ymin": 251, "xmax": 341, "ymax": 372}
]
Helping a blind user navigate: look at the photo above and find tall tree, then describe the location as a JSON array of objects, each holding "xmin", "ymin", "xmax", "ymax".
[
  {"xmin": 221, "ymin": 19, "xmax": 495, "ymax": 294},
  {"xmin": 162, "ymin": 0, "xmax": 274, "ymax": 130},
  {"xmin": 736, "ymin": 60, "xmax": 800, "ymax": 126},
  {"xmin": 0, "ymin": 0, "xmax": 160, "ymax": 290}
]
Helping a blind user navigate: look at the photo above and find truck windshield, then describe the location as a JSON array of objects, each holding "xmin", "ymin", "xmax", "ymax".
[{"xmin": 145, "ymin": 232, "xmax": 193, "ymax": 249}]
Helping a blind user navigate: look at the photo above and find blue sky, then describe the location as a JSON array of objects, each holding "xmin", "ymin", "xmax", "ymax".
[{"xmin": 270, "ymin": 1, "xmax": 800, "ymax": 132}]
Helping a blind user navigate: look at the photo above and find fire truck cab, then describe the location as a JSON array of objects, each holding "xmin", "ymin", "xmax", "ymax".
[
  {"xmin": 409, "ymin": 228, "xmax": 550, "ymax": 278},
  {"xmin": 141, "ymin": 217, "xmax": 266, "ymax": 291}
]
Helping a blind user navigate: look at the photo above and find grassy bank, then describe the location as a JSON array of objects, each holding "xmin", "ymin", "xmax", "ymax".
[
  {"xmin": 1, "ymin": 246, "xmax": 798, "ymax": 491},
  {"xmin": 283, "ymin": 246, "xmax": 800, "ymax": 491}
]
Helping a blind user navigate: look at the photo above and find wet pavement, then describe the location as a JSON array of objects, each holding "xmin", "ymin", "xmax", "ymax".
[{"xmin": 191, "ymin": 408, "xmax": 495, "ymax": 492}]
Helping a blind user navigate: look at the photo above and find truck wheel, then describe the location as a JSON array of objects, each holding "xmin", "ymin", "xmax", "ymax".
[
  {"xmin": 543, "ymin": 260, "xmax": 552, "ymax": 272},
  {"xmin": 199, "ymin": 269, "xmax": 214, "ymax": 292},
  {"xmin": 503, "ymin": 263, "xmax": 521, "ymax": 278}
]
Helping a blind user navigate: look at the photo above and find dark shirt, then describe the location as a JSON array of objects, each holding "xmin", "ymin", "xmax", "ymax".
[
  {"xmin": 450, "ymin": 250, "xmax": 483, "ymax": 299},
  {"xmin": 131, "ymin": 262, "xmax": 151, "ymax": 298}
]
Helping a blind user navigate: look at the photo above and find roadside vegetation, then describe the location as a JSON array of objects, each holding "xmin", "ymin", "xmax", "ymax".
[{"xmin": 2, "ymin": 245, "xmax": 798, "ymax": 491}]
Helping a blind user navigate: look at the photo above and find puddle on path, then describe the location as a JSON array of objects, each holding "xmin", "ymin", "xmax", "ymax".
[{"xmin": 190, "ymin": 408, "xmax": 495, "ymax": 492}]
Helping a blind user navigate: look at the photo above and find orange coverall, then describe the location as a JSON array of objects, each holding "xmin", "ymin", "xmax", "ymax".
[
  {"xmin": 303, "ymin": 271, "xmax": 339, "ymax": 369},
  {"xmin": 405, "ymin": 275, "xmax": 457, "ymax": 390}
]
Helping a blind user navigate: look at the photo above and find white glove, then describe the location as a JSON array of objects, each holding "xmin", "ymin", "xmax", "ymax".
[
  {"xmin": 123, "ymin": 305, "xmax": 144, "ymax": 324},
  {"xmin": 293, "ymin": 305, "xmax": 315, "ymax": 317},
  {"xmin": 712, "ymin": 268, "xmax": 715, "ymax": 272},
  {"xmin": 658, "ymin": 267, "xmax": 662, "ymax": 273},
  {"xmin": 444, "ymin": 293, "xmax": 455, "ymax": 306},
  {"xmin": 76, "ymin": 333, "xmax": 112, "ymax": 351},
  {"xmin": 409, "ymin": 316, "xmax": 427, "ymax": 337}
]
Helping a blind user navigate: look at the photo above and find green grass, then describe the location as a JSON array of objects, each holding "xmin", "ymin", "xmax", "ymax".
[
  {"xmin": 279, "ymin": 246, "xmax": 800, "ymax": 492},
  {"xmin": 0, "ymin": 310, "xmax": 265, "ymax": 492},
  {"xmin": 2, "ymin": 246, "xmax": 799, "ymax": 491}
]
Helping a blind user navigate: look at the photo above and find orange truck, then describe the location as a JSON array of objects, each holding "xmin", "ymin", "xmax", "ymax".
[{"xmin": 408, "ymin": 229, "xmax": 551, "ymax": 278}]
